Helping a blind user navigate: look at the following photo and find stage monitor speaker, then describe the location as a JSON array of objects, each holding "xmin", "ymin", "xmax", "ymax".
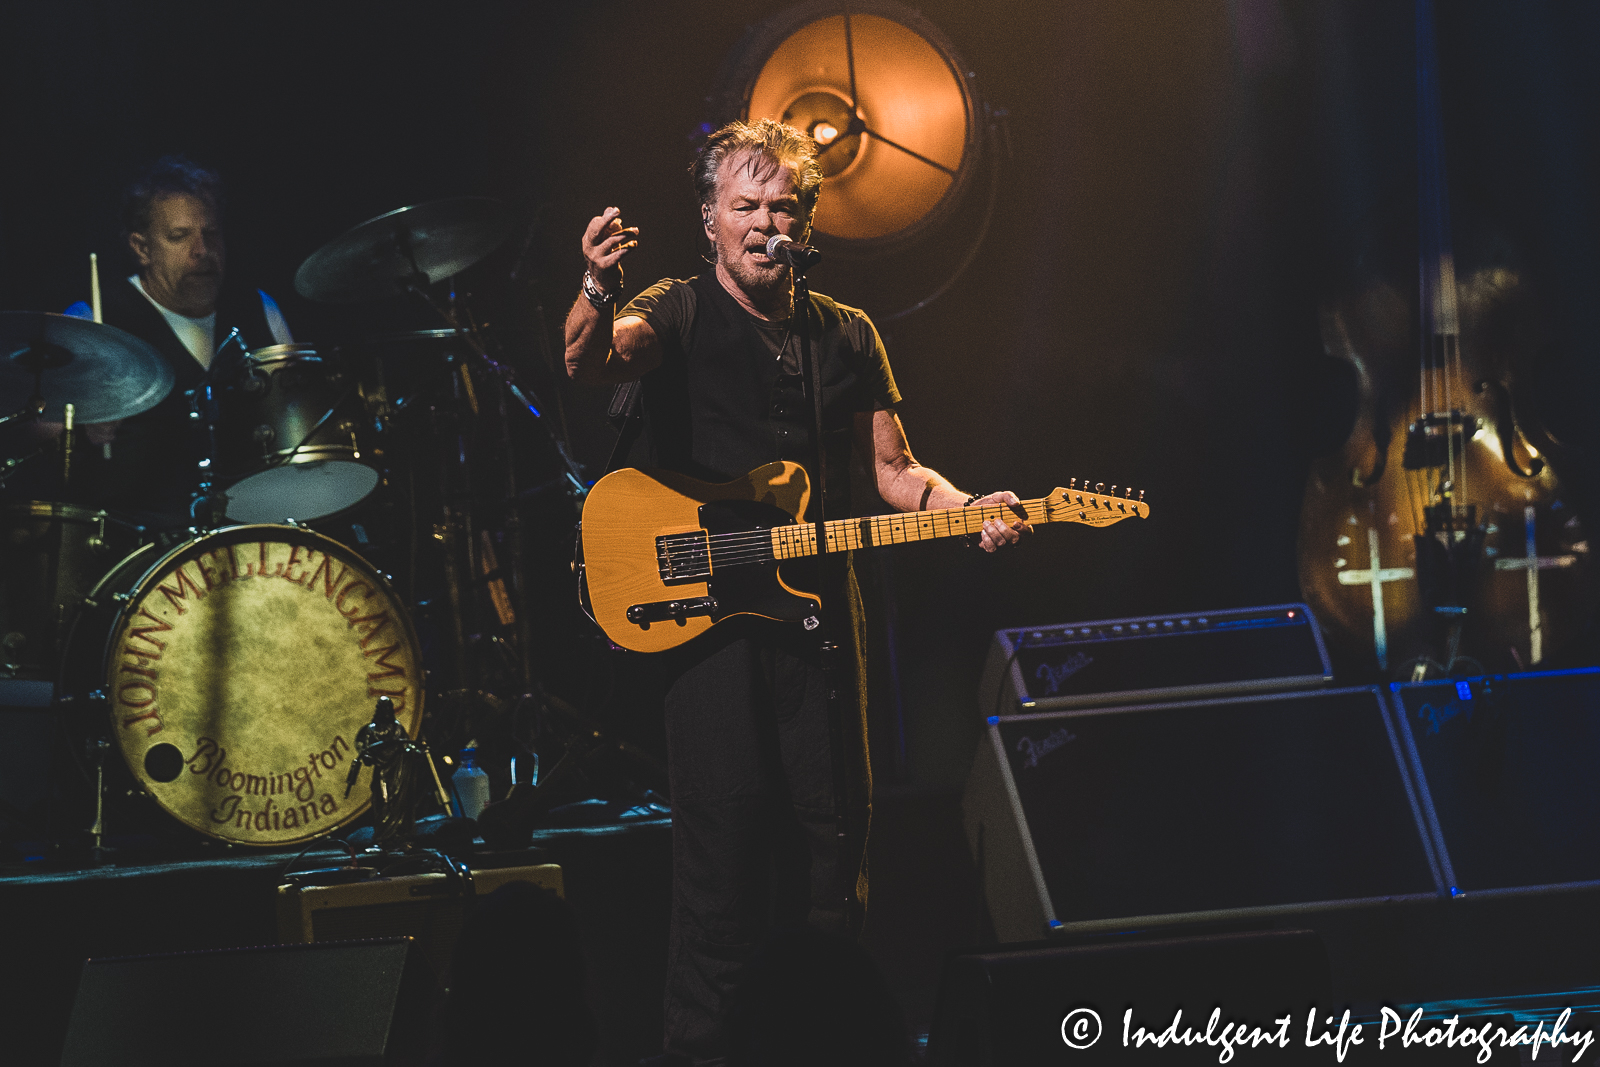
[
  {"xmin": 978, "ymin": 603, "xmax": 1332, "ymax": 716},
  {"xmin": 60, "ymin": 938, "xmax": 423, "ymax": 1066},
  {"xmin": 926, "ymin": 929, "xmax": 1330, "ymax": 1066},
  {"xmin": 964, "ymin": 687, "xmax": 1443, "ymax": 941},
  {"xmin": 1389, "ymin": 666, "xmax": 1600, "ymax": 894}
]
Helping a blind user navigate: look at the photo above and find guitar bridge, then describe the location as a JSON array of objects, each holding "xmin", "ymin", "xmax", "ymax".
[
  {"xmin": 627, "ymin": 596, "xmax": 718, "ymax": 627},
  {"xmin": 657, "ymin": 531, "xmax": 712, "ymax": 581}
]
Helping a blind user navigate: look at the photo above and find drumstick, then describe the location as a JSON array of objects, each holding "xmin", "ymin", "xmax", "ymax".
[{"xmin": 90, "ymin": 253, "xmax": 101, "ymax": 323}]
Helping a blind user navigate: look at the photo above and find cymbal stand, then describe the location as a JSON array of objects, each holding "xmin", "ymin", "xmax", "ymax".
[
  {"xmin": 400, "ymin": 269, "xmax": 564, "ymax": 697},
  {"xmin": 0, "ymin": 446, "xmax": 48, "ymax": 487},
  {"xmin": 0, "ymin": 354, "xmax": 53, "ymax": 487},
  {"xmin": 0, "ymin": 395, "xmax": 45, "ymax": 430},
  {"xmin": 0, "ymin": 348, "xmax": 50, "ymax": 428}
]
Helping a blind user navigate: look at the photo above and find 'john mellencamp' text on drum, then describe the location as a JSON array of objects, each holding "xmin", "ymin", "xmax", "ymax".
[{"xmin": 104, "ymin": 533, "xmax": 423, "ymax": 845}]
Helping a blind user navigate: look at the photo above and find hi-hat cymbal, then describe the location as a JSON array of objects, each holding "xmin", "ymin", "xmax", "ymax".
[
  {"xmin": 295, "ymin": 197, "xmax": 516, "ymax": 304},
  {"xmin": 0, "ymin": 312, "xmax": 173, "ymax": 423}
]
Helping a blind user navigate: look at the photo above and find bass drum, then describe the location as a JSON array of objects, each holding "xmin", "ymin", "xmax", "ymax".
[{"xmin": 62, "ymin": 525, "xmax": 423, "ymax": 845}]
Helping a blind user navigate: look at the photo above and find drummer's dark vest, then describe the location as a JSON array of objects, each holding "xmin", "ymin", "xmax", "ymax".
[
  {"xmin": 88, "ymin": 277, "xmax": 279, "ymax": 520},
  {"xmin": 626, "ymin": 273, "xmax": 877, "ymax": 524}
]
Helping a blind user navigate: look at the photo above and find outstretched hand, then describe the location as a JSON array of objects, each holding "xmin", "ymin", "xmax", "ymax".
[
  {"xmin": 582, "ymin": 206, "xmax": 638, "ymax": 293},
  {"xmin": 972, "ymin": 491, "xmax": 1031, "ymax": 552}
]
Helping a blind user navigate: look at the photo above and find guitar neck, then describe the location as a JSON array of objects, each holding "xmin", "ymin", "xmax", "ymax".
[{"xmin": 769, "ymin": 489, "xmax": 1147, "ymax": 560}]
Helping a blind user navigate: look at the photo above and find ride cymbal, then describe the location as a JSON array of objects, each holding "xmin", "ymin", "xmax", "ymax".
[{"xmin": 294, "ymin": 197, "xmax": 516, "ymax": 304}]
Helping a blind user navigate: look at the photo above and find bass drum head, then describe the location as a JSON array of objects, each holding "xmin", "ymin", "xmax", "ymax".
[
  {"xmin": 223, "ymin": 460, "xmax": 381, "ymax": 523},
  {"xmin": 102, "ymin": 525, "xmax": 422, "ymax": 845}
]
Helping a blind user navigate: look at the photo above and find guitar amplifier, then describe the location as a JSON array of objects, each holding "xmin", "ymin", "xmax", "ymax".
[
  {"xmin": 277, "ymin": 864, "xmax": 564, "ymax": 999},
  {"xmin": 964, "ymin": 687, "xmax": 1442, "ymax": 941},
  {"xmin": 977, "ymin": 603, "xmax": 1332, "ymax": 715},
  {"xmin": 1388, "ymin": 667, "xmax": 1600, "ymax": 895}
]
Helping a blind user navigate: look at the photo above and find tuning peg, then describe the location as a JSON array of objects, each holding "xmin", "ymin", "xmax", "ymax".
[
  {"xmin": 1095, "ymin": 483, "xmax": 1104, "ymax": 494},
  {"xmin": 1069, "ymin": 478, "xmax": 1076, "ymax": 489},
  {"xmin": 1110, "ymin": 485, "xmax": 1118, "ymax": 497},
  {"xmin": 1139, "ymin": 490, "xmax": 1146, "ymax": 502}
]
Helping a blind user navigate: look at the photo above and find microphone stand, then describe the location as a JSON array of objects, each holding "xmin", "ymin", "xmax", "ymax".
[{"xmin": 792, "ymin": 256, "xmax": 863, "ymax": 933}]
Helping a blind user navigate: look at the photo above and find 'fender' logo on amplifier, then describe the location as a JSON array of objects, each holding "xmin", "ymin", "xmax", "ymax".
[
  {"xmin": 1033, "ymin": 652, "xmax": 1094, "ymax": 695},
  {"xmin": 1016, "ymin": 727, "xmax": 1077, "ymax": 769}
]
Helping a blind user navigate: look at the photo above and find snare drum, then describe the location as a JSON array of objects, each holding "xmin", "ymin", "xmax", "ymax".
[
  {"xmin": 218, "ymin": 344, "xmax": 384, "ymax": 523},
  {"xmin": 63, "ymin": 525, "xmax": 423, "ymax": 845},
  {"xmin": 0, "ymin": 502, "xmax": 141, "ymax": 678}
]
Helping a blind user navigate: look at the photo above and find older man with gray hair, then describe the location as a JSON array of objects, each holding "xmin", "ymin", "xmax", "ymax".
[{"xmin": 565, "ymin": 118, "xmax": 1025, "ymax": 1065}]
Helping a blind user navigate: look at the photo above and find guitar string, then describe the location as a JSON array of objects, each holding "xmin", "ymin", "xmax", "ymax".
[
  {"xmin": 687, "ymin": 499, "xmax": 1060, "ymax": 551},
  {"xmin": 654, "ymin": 493, "xmax": 1134, "ymax": 565},
  {"xmin": 668, "ymin": 500, "xmax": 1114, "ymax": 560},
  {"xmin": 682, "ymin": 503, "xmax": 1055, "ymax": 560},
  {"xmin": 668, "ymin": 499, "xmax": 1130, "ymax": 570},
  {"xmin": 695, "ymin": 519, "xmax": 1100, "ymax": 569}
]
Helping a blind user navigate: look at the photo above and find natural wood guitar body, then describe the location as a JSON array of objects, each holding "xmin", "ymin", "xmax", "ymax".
[{"xmin": 579, "ymin": 461, "xmax": 1148, "ymax": 653}]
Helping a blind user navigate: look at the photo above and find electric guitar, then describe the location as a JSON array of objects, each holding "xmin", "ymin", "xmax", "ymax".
[{"xmin": 578, "ymin": 460, "xmax": 1150, "ymax": 653}]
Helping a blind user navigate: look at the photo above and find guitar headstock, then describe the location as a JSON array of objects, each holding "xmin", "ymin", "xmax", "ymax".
[{"xmin": 1042, "ymin": 480, "xmax": 1150, "ymax": 526}]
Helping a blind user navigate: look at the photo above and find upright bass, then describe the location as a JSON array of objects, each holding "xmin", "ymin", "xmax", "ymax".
[{"xmin": 1298, "ymin": 0, "xmax": 1592, "ymax": 679}]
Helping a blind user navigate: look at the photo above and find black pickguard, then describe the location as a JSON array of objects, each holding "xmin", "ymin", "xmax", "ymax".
[{"xmin": 698, "ymin": 499, "xmax": 818, "ymax": 623}]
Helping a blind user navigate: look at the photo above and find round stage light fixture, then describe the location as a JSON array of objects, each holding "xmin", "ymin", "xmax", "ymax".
[{"xmin": 714, "ymin": 1, "xmax": 988, "ymax": 254}]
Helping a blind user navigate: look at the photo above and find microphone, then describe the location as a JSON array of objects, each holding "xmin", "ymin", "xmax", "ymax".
[{"xmin": 765, "ymin": 234, "xmax": 823, "ymax": 270}]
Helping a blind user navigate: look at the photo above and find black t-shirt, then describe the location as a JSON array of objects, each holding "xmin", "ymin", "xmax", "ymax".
[{"xmin": 620, "ymin": 273, "xmax": 899, "ymax": 523}]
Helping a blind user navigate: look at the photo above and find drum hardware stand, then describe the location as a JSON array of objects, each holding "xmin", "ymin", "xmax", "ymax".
[
  {"xmin": 52, "ymin": 686, "xmax": 119, "ymax": 864},
  {"xmin": 85, "ymin": 736, "xmax": 111, "ymax": 863},
  {"xmin": 1, "ymin": 342, "xmax": 60, "ymax": 428},
  {"xmin": 391, "ymin": 245, "xmax": 588, "ymax": 801},
  {"xmin": 0, "ymin": 446, "xmax": 48, "ymax": 487},
  {"xmin": 400, "ymin": 274, "xmax": 552, "ymax": 697},
  {"xmin": 0, "ymin": 362, "xmax": 48, "ymax": 486},
  {"xmin": 0, "ymin": 394, "xmax": 45, "ymax": 429},
  {"xmin": 186, "ymin": 328, "xmax": 251, "ymax": 530}
]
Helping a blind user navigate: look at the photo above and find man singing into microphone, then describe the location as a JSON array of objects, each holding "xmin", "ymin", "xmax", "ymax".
[{"xmin": 564, "ymin": 118, "xmax": 1027, "ymax": 1065}]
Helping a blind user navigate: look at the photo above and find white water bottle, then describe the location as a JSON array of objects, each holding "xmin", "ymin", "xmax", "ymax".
[{"xmin": 452, "ymin": 746, "xmax": 491, "ymax": 821}]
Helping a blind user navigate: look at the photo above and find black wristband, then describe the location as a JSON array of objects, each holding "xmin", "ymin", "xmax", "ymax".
[{"xmin": 582, "ymin": 270, "xmax": 618, "ymax": 310}]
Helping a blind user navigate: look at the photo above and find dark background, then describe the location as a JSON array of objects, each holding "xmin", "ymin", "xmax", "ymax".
[{"xmin": 3, "ymin": 0, "xmax": 1599, "ymax": 791}]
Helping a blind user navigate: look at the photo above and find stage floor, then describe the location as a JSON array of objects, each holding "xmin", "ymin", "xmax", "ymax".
[
  {"xmin": 0, "ymin": 817, "xmax": 672, "ymax": 1066},
  {"xmin": 7, "ymin": 789, "xmax": 1600, "ymax": 1064}
]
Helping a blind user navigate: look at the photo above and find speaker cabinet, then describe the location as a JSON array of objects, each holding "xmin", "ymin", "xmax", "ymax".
[
  {"xmin": 927, "ymin": 929, "xmax": 1330, "ymax": 1066},
  {"xmin": 1389, "ymin": 667, "xmax": 1600, "ymax": 894},
  {"xmin": 964, "ymin": 687, "xmax": 1442, "ymax": 940},
  {"xmin": 61, "ymin": 938, "xmax": 424, "ymax": 1066}
]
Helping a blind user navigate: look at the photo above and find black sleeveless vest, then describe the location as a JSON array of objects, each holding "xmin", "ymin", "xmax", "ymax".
[
  {"xmin": 84, "ymin": 276, "xmax": 280, "ymax": 519},
  {"xmin": 627, "ymin": 273, "xmax": 875, "ymax": 524}
]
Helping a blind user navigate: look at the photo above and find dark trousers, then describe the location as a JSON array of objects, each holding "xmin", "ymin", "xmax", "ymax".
[{"xmin": 661, "ymin": 608, "xmax": 870, "ymax": 1066}]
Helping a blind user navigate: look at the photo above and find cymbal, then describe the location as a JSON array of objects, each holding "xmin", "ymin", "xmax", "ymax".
[
  {"xmin": 0, "ymin": 312, "xmax": 173, "ymax": 423},
  {"xmin": 295, "ymin": 197, "xmax": 516, "ymax": 304}
]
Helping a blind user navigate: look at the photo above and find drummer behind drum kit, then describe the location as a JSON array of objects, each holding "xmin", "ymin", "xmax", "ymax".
[{"xmin": 0, "ymin": 198, "xmax": 582, "ymax": 854}]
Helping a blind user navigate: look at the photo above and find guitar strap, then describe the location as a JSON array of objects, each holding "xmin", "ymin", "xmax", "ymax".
[{"xmin": 602, "ymin": 379, "xmax": 643, "ymax": 476}]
